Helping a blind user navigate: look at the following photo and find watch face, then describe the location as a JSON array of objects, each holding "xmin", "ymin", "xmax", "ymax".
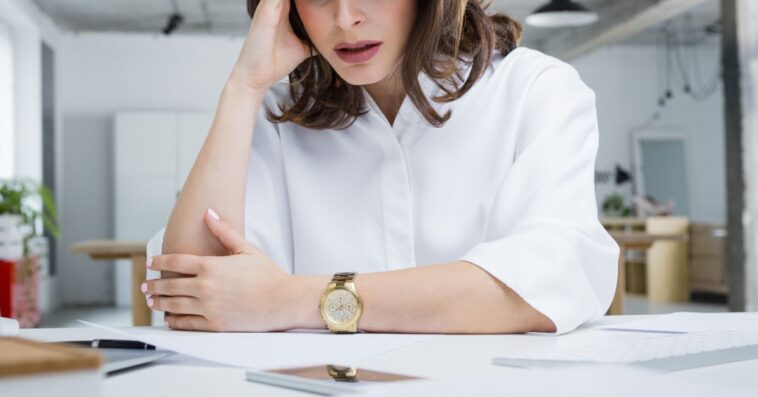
[{"xmin": 324, "ymin": 288, "xmax": 359, "ymax": 324}]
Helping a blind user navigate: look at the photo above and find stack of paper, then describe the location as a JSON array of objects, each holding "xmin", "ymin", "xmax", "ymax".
[
  {"xmin": 350, "ymin": 365, "xmax": 756, "ymax": 397},
  {"xmin": 597, "ymin": 312, "xmax": 758, "ymax": 333},
  {"xmin": 80, "ymin": 320, "xmax": 437, "ymax": 370}
]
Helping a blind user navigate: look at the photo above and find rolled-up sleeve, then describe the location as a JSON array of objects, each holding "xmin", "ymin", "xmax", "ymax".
[{"xmin": 458, "ymin": 61, "xmax": 619, "ymax": 335}]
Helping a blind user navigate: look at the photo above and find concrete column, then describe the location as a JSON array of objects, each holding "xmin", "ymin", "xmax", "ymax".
[
  {"xmin": 723, "ymin": 0, "xmax": 758, "ymax": 311},
  {"xmin": 739, "ymin": 1, "xmax": 758, "ymax": 311}
]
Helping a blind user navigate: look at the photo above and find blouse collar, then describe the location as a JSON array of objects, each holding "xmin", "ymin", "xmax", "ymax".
[{"xmin": 359, "ymin": 55, "xmax": 479, "ymax": 129}]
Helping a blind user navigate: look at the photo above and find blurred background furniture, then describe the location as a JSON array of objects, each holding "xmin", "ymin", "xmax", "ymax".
[
  {"xmin": 604, "ymin": 217, "xmax": 691, "ymax": 315},
  {"xmin": 688, "ymin": 223, "xmax": 728, "ymax": 295},
  {"xmin": 645, "ymin": 217, "xmax": 690, "ymax": 302},
  {"xmin": 604, "ymin": 217, "xmax": 729, "ymax": 303},
  {"xmin": 69, "ymin": 240, "xmax": 149, "ymax": 326}
]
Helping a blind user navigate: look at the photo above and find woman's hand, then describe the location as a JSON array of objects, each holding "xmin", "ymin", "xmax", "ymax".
[
  {"xmin": 230, "ymin": 0, "xmax": 311, "ymax": 94},
  {"xmin": 143, "ymin": 209, "xmax": 293, "ymax": 332}
]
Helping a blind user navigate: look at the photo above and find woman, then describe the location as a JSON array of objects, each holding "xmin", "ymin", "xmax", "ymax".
[{"xmin": 143, "ymin": 0, "xmax": 619, "ymax": 335}]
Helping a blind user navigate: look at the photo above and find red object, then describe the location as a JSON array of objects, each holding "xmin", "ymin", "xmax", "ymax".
[
  {"xmin": 0, "ymin": 259, "xmax": 13, "ymax": 318},
  {"xmin": 0, "ymin": 257, "xmax": 40, "ymax": 327}
]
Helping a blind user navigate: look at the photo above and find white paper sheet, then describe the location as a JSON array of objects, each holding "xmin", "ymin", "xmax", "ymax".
[
  {"xmin": 78, "ymin": 320, "xmax": 437, "ymax": 370},
  {"xmin": 349, "ymin": 365, "xmax": 756, "ymax": 397},
  {"xmin": 597, "ymin": 312, "xmax": 758, "ymax": 333}
]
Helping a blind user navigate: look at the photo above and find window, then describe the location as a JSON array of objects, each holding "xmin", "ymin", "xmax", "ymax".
[{"xmin": 0, "ymin": 20, "xmax": 14, "ymax": 178}]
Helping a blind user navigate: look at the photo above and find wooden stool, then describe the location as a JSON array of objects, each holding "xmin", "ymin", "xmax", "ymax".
[{"xmin": 69, "ymin": 240, "xmax": 149, "ymax": 326}]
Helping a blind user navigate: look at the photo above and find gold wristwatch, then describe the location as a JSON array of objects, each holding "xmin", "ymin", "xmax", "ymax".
[{"xmin": 319, "ymin": 272, "xmax": 362, "ymax": 334}]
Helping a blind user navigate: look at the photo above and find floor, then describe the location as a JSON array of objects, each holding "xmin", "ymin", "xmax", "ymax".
[
  {"xmin": 35, "ymin": 294, "xmax": 728, "ymax": 329},
  {"xmin": 39, "ymin": 305, "xmax": 132, "ymax": 328}
]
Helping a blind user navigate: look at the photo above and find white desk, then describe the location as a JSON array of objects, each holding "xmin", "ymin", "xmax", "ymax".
[{"xmin": 18, "ymin": 316, "xmax": 758, "ymax": 396}]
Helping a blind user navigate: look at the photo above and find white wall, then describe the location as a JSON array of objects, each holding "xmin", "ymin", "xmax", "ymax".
[
  {"xmin": 59, "ymin": 33, "xmax": 243, "ymax": 115},
  {"xmin": 0, "ymin": 21, "xmax": 14, "ymax": 178},
  {"xmin": 57, "ymin": 32, "xmax": 243, "ymax": 305},
  {"xmin": 570, "ymin": 43, "xmax": 726, "ymax": 224},
  {"xmin": 1, "ymin": 0, "xmax": 42, "ymax": 182}
]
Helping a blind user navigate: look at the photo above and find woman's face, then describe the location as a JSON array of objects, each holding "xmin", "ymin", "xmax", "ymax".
[{"xmin": 294, "ymin": 0, "xmax": 417, "ymax": 86}]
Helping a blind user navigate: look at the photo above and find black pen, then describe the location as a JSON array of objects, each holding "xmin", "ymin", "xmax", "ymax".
[{"xmin": 57, "ymin": 339, "xmax": 156, "ymax": 350}]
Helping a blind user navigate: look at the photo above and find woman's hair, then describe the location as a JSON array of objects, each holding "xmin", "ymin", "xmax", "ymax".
[{"xmin": 246, "ymin": 0, "xmax": 522, "ymax": 129}]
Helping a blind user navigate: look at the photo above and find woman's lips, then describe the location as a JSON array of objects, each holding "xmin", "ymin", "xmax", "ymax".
[{"xmin": 334, "ymin": 41, "xmax": 383, "ymax": 64}]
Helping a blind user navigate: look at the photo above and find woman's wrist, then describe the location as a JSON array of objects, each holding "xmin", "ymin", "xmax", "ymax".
[
  {"xmin": 283, "ymin": 274, "xmax": 331, "ymax": 330},
  {"xmin": 223, "ymin": 68, "xmax": 268, "ymax": 106},
  {"xmin": 224, "ymin": 66, "xmax": 268, "ymax": 101},
  {"xmin": 222, "ymin": 80, "xmax": 265, "ymax": 107}
]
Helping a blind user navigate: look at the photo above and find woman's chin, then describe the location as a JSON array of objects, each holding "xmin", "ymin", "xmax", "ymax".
[{"xmin": 333, "ymin": 64, "xmax": 393, "ymax": 87}]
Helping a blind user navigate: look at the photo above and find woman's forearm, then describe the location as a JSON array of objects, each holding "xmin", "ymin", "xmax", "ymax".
[
  {"xmin": 288, "ymin": 261, "xmax": 557, "ymax": 334},
  {"xmin": 163, "ymin": 77, "xmax": 265, "ymax": 256}
]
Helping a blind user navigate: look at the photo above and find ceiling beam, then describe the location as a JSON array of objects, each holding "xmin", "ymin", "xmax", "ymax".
[{"xmin": 538, "ymin": 0, "xmax": 710, "ymax": 61}]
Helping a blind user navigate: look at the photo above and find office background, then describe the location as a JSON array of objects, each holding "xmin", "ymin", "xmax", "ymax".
[{"xmin": 0, "ymin": 0, "xmax": 755, "ymax": 327}]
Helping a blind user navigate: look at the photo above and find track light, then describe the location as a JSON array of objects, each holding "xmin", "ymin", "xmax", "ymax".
[{"xmin": 526, "ymin": 0, "xmax": 599, "ymax": 28}]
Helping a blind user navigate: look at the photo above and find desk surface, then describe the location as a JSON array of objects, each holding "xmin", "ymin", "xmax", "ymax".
[{"xmin": 19, "ymin": 316, "xmax": 758, "ymax": 396}]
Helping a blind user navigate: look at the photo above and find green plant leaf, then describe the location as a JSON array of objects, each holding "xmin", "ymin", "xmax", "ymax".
[
  {"xmin": 42, "ymin": 212, "xmax": 60, "ymax": 239},
  {"xmin": 38, "ymin": 184, "xmax": 59, "ymax": 221},
  {"xmin": 0, "ymin": 178, "xmax": 60, "ymax": 243}
]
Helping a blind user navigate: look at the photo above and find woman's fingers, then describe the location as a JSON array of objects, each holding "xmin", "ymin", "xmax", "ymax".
[
  {"xmin": 252, "ymin": 0, "xmax": 285, "ymax": 29},
  {"xmin": 234, "ymin": 0, "xmax": 309, "ymax": 92},
  {"xmin": 205, "ymin": 208, "xmax": 252, "ymax": 255},
  {"xmin": 143, "ymin": 277, "xmax": 200, "ymax": 297},
  {"xmin": 149, "ymin": 296, "xmax": 204, "ymax": 316},
  {"xmin": 165, "ymin": 314, "xmax": 212, "ymax": 331},
  {"xmin": 149, "ymin": 254, "xmax": 205, "ymax": 275}
]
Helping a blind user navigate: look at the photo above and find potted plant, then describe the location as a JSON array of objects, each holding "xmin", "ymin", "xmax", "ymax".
[
  {"xmin": 0, "ymin": 178, "xmax": 59, "ymax": 257},
  {"xmin": 601, "ymin": 193, "xmax": 633, "ymax": 218},
  {"xmin": 0, "ymin": 179, "xmax": 59, "ymax": 327}
]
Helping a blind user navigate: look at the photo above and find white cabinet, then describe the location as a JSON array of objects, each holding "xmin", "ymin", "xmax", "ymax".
[{"xmin": 113, "ymin": 112, "xmax": 212, "ymax": 307}]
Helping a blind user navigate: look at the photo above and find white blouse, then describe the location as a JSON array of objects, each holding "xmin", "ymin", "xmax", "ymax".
[{"xmin": 147, "ymin": 47, "xmax": 619, "ymax": 335}]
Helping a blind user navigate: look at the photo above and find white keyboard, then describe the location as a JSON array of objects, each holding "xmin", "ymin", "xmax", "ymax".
[{"xmin": 493, "ymin": 330, "xmax": 758, "ymax": 372}]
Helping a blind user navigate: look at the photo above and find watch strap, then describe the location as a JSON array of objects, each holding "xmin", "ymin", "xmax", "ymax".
[{"xmin": 332, "ymin": 272, "xmax": 356, "ymax": 287}]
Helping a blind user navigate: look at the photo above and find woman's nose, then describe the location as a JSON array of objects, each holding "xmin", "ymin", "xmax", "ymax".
[{"xmin": 334, "ymin": 0, "xmax": 365, "ymax": 30}]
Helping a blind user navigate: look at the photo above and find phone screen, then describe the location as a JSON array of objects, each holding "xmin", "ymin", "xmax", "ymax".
[{"xmin": 268, "ymin": 364, "xmax": 423, "ymax": 383}]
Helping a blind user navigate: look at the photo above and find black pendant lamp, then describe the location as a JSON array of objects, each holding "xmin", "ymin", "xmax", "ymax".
[{"xmin": 525, "ymin": 0, "xmax": 599, "ymax": 28}]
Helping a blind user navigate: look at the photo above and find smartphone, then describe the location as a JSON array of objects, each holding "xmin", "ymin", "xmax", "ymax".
[{"xmin": 246, "ymin": 364, "xmax": 423, "ymax": 395}]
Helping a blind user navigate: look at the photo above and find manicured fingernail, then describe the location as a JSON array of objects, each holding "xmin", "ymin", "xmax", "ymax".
[
  {"xmin": 208, "ymin": 208, "xmax": 220, "ymax": 221},
  {"xmin": 141, "ymin": 282, "xmax": 147, "ymax": 293},
  {"xmin": 147, "ymin": 257, "xmax": 153, "ymax": 268},
  {"xmin": 147, "ymin": 297, "xmax": 154, "ymax": 307}
]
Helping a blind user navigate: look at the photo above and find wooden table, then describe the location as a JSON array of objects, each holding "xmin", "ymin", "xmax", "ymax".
[
  {"xmin": 69, "ymin": 240, "xmax": 150, "ymax": 326},
  {"xmin": 607, "ymin": 231, "xmax": 689, "ymax": 315}
]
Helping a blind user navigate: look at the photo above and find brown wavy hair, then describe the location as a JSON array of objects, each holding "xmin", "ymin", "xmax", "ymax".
[{"xmin": 246, "ymin": 0, "xmax": 522, "ymax": 129}]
